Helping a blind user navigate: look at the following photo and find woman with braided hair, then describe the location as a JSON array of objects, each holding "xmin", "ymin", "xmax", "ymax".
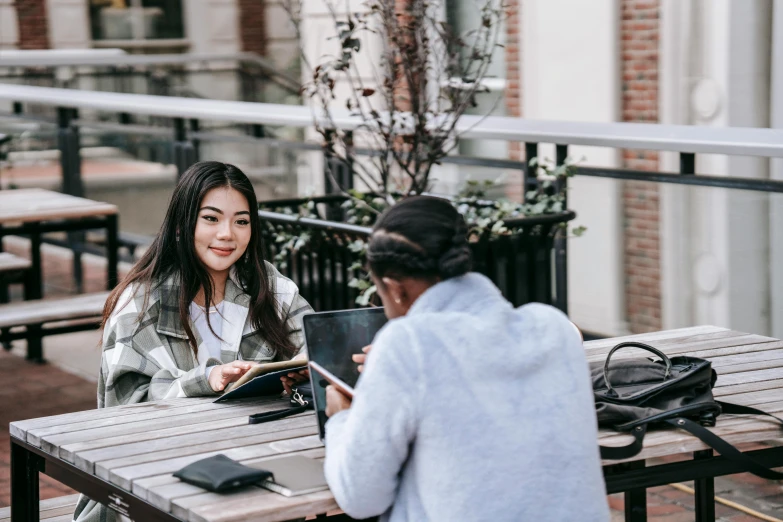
[{"xmin": 322, "ymin": 196, "xmax": 609, "ymax": 521}]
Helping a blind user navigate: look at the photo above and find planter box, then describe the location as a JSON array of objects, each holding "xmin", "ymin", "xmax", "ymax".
[{"xmin": 259, "ymin": 195, "xmax": 575, "ymax": 313}]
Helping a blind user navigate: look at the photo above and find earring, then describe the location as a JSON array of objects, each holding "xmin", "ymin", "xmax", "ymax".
[
  {"xmin": 395, "ymin": 298, "xmax": 401, "ymax": 304},
  {"xmin": 176, "ymin": 233, "xmax": 180, "ymax": 243}
]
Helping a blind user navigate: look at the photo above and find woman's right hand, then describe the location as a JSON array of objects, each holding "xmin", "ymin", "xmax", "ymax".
[
  {"xmin": 208, "ymin": 361, "xmax": 259, "ymax": 392},
  {"xmin": 352, "ymin": 345, "xmax": 372, "ymax": 373}
]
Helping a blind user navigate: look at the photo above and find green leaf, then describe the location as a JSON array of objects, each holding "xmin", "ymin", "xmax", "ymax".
[{"xmin": 355, "ymin": 285, "xmax": 377, "ymax": 306}]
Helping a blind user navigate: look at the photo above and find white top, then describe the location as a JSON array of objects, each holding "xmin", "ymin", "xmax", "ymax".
[{"xmin": 190, "ymin": 301, "xmax": 225, "ymax": 379}]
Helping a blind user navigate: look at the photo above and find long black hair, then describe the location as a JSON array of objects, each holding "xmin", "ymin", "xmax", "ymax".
[
  {"xmin": 367, "ymin": 196, "xmax": 472, "ymax": 280},
  {"xmin": 102, "ymin": 161, "xmax": 297, "ymax": 360}
]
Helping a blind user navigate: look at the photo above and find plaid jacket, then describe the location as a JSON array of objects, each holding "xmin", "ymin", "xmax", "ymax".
[{"xmin": 97, "ymin": 261, "xmax": 313, "ymax": 408}]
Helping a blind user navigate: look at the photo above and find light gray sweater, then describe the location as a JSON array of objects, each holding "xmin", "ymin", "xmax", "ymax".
[{"xmin": 324, "ymin": 272, "xmax": 609, "ymax": 521}]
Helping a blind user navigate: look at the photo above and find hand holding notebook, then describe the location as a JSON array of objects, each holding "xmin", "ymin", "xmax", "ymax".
[{"xmin": 214, "ymin": 359, "xmax": 307, "ymax": 402}]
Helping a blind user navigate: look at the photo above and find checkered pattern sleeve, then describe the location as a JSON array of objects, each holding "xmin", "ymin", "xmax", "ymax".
[
  {"xmin": 97, "ymin": 287, "xmax": 217, "ymax": 408},
  {"xmin": 267, "ymin": 262, "xmax": 313, "ymax": 358}
]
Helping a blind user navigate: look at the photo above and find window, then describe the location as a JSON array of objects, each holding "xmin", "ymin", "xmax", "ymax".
[{"xmin": 89, "ymin": 0, "xmax": 185, "ymax": 42}]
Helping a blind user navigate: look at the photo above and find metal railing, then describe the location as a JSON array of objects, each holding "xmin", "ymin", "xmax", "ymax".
[
  {"xmin": 3, "ymin": 83, "xmax": 783, "ymax": 321},
  {"xmin": 0, "ymin": 52, "xmax": 301, "ymax": 107}
]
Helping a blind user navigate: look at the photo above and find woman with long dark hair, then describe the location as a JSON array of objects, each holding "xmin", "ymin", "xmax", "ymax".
[
  {"xmin": 73, "ymin": 161, "xmax": 312, "ymax": 522},
  {"xmin": 322, "ymin": 196, "xmax": 609, "ymax": 521}
]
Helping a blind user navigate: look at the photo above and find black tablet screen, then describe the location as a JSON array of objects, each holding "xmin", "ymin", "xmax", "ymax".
[{"xmin": 303, "ymin": 308, "xmax": 388, "ymax": 439}]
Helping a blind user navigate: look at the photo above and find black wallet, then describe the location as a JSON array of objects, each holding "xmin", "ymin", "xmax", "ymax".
[{"xmin": 173, "ymin": 454, "xmax": 272, "ymax": 492}]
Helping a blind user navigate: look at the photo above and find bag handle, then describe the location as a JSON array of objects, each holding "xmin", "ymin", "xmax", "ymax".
[{"xmin": 604, "ymin": 342, "xmax": 672, "ymax": 397}]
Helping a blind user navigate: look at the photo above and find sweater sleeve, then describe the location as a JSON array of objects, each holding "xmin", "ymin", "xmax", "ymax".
[
  {"xmin": 97, "ymin": 289, "xmax": 220, "ymax": 408},
  {"xmin": 323, "ymin": 321, "xmax": 421, "ymax": 519}
]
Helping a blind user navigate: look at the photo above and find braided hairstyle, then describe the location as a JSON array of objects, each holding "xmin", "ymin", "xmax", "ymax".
[{"xmin": 367, "ymin": 196, "xmax": 472, "ymax": 280}]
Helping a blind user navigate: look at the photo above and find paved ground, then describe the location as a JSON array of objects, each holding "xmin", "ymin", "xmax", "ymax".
[
  {"xmin": 2, "ymin": 241, "xmax": 783, "ymax": 521},
  {"xmin": 0, "ymin": 349, "xmax": 97, "ymax": 506}
]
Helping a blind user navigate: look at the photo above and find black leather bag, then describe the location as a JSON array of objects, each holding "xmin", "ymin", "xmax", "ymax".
[{"xmin": 593, "ymin": 341, "xmax": 783, "ymax": 479}]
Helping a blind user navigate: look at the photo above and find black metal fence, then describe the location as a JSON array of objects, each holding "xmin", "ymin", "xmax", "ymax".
[{"xmin": 259, "ymin": 198, "xmax": 574, "ymax": 312}]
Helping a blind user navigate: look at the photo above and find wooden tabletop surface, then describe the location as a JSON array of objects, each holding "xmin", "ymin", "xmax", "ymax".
[
  {"xmin": 0, "ymin": 189, "xmax": 117, "ymax": 224},
  {"xmin": 10, "ymin": 325, "xmax": 783, "ymax": 522}
]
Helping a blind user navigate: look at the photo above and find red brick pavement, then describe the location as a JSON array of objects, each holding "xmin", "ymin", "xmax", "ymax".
[{"xmin": 0, "ymin": 349, "xmax": 97, "ymax": 507}]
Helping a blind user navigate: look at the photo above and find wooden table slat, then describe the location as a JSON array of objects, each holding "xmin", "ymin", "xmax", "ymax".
[
  {"xmin": 585, "ymin": 332, "xmax": 777, "ymax": 360},
  {"xmin": 0, "ymin": 188, "xmax": 117, "ymax": 223},
  {"xmin": 38, "ymin": 402, "xmax": 280, "ymax": 456},
  {"xmin": 108, "ymin": 434, "xmax": 324, "ymax": 490},
  {"xmin": 145, "ymin": 448, "xmax": 326, "ymax": 512},
  {"xmin": 585, "ymin": 340, "xmax": 783, "ymax": 367},
  {"xmin": 582, "ymin": 325, "xmax": 729, "ymax": 350},
  {"xmin": 28, "ymin": 397, "xmax": 277, "ymax": 445},
  {"xmin": 96, "ymin": 424, "xmax": 318, "ymax": 477},
  {"xmin": 9, "ymin": 396, "xmax": 213, "ymax": 440},
  {"xmin": 0, "ymin": 252, "xmax": 31, "ymax": 271},
  {"xmin": 713, "ymin": 378, "xmax": 783, "ymax": 397},
  {"xmin": 71, "ymin": 412, "xmax": 313, "ymax": 473}
]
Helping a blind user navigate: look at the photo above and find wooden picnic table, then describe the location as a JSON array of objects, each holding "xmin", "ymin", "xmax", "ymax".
[
  {"xmin": 0, "ymin": 188, "xmax": 119, "ymax": 297},
  {"xmin": 9, "ymin": 325, "xmax": 783, "ymax": 522}
]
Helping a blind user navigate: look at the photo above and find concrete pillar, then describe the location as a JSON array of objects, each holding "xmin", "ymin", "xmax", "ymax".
[
  {"xmin": 522, "ymin": 0, "xmax": 626, "ymax": 335},
  {"xmin": 659, "ymin": 0, "xmax": 772, "ymax": 334},
  {"xmin": 0, "ymin": 0, "xmax": 19, "ymax": 50},
  {"xmin": 769, "ymin": 0, "xmax": 783, "ymax": 338}
]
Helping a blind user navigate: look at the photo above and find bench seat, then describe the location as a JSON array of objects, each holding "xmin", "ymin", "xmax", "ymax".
[
  {"xmin": 0, "ymin": 252, "xmax": 31, "ymax": 273},
  {"xmin": 0, "ymin": 292, "xmax": 109, "ymax": 329},
  {"xmin": 0, "ymin": 292, "xmax": 109, "ymax": 361},
  {"xmin": 0, "ymin": 493, "xmax": 80, "ymax": 521}
]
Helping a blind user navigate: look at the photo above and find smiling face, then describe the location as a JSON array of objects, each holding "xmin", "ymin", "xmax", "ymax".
[{"xmin": 193, "ymin": 186, "xmax": 252, "ymax": 282}]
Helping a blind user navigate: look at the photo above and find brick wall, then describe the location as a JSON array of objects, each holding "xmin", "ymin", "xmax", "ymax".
[
  {"xmin": 504, "ymin": 0, "xmax": 523, "ymax": 201},
  {"xmin": 15, "ymin": 0, "xmax": 50, "ymax": 50},
  {"xmin": 238, "ymin": 0, "xmax": 266, "ymax": 56},
  {"xmin": 621, "ymin": 0, "xmax": 661, "ymax": 333}
]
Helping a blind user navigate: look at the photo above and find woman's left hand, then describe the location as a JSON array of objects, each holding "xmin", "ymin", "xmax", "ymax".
[
  {"xmin": 325, "ymin": 385, "xmax": 352, "ymax": 417},
  {"xmin": 281, "ymin": 369, "xmax": 309, "ymax": 395},
  {"xmin": 281, "ymin": 352, "xmax": 310, "ymax": 394}
]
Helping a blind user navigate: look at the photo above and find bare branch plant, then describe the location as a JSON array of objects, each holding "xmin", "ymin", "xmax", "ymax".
[{"xmin": 283, "ymin": 0, "xmax": 506, "ymax": 199}]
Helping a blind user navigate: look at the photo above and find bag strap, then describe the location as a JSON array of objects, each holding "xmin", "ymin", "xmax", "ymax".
[
  {"xmin": 663, "ymin": 417, "xmax": 783, "ymax": 480},
  {"xmin": 248, "ymin": 391, "xmax": 314, "ymax": 425},
  {"xmin": 600, "ymin": 404, "xmax": 783, "ymax": 479},
  {"xmin": 599, "ymin": 424, "xmax": 647, "ymax": 460},
  {"xmin": 248, "ymin": 405, "xmax": 308, "ymax": 425},
  {"xmin": 717, "ymin": 401, "xmax": 783, "ymax": 423}
]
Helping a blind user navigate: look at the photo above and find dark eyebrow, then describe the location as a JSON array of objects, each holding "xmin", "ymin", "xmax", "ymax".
[{"xmin": 199, "ymin": 206, "xmax": 251, "ymax": 217}]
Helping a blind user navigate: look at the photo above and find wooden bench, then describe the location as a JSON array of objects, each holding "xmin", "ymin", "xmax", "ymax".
[
  {"xmin": 0, "ymin": 252, "xmax": 33, "ymax": 350},
  {"xmin": 0, "ymin": 292, "xmax": 109, "ymax": 362},
  {"xmin": 0, "ymin": 493, "xmax": 80, "ymax": 521},
  {"xmin": 0, "ymin": 252, "xmax": 31, "ymax": 299}
]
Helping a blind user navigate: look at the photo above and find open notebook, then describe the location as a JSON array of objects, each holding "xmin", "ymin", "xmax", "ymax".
[{"xmin": 214, "ymin": 360, "xmax": 307, "ymax": 402}]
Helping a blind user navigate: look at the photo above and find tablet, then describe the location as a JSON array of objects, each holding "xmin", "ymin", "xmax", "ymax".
[
  {"xmin": 303, "ymin": 307, "xmax": 388, "ymax": 439},
  {"xmin": 309, "ymin": 361, "xmax": 354, "ymax": 399}
]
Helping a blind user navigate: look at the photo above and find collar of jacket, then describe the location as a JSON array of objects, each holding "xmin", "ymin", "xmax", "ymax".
[
  {"xmin": 156, "ymin": 267, "xmax": 251, "ymax": 340},
  {"xmin": 407, "ymin": 272, "xmax": 507, "ymax": 317}
]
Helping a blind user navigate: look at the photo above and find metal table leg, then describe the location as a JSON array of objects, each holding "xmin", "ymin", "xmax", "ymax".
[
  {"xmin": 624, "ymin": 460, "xmax": 647, "ymax": 522},
  {"xmin": 694, "ymin": 449, "xmax": 715, "ymax": 521},
  {"xmin": 29, "ymin": 224, "xmax": 42, "ymax": 300},
  {"xmin": 106, "ymin": 213, "xmax": 119, "ymax": 289},
  {"xmin": 11, "ymin": 437, "xmax": 42, "ymax": 522}
]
